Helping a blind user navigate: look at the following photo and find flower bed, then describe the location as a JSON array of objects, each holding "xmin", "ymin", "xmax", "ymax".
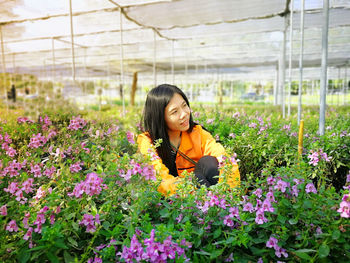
[{"xmin": 0, "ymin": 105, "xmax": 349, "ymax": 262}]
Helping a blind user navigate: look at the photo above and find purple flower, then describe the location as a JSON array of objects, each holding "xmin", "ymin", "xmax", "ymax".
[
  {"xmin": 6, "ymin": 220, "xmax": 18, "ymax": 232},
  {"xmin": 176, "ymin": 214, "xmax": 183, "ymax": 223},
  {"xmin": 68, "ymin": 173, "xmax": 107, "ymax": 198},
  {"xmin": 68, "ymin": 116, "xmax": 87, "ymax": 130},
  {"xmin": 0, "ymin": 205, "xmax": 7, "ymax": 216},
  {"xmin": 305, "ymin": 183, "xmax": 317, "ymax": 194},
  {"xmin": 292, "ymin": 185, "xmax": 299, "ymax": 197},
  {"xmin": 206, "ymin": 119, "xmax": 214, "ymax": 125},
  {"xmin": 266, "ymin": 236, "xmax": 278, "ymax": 248},
  {"xmin": 255, "ymin": 209, "xmax": 268, "ymax": 224},
  {"xmin": 23, "ymin": 227, "xmax": 33, "ymax": 240},
  {"xmin": 70, "ymin": 161, "xmax": 83, "ymax": 173},
  {"xmin": 337, "ymin": 198, "xmax": 350, "ymax": 218},
  {"xmin": 275, "ymin": 246, "xmax": 288, "ymax": 258},
  {"xmin": 126, "ymin": 131, "xmax": 135, "ymax": 144},
  {"xmin": 142, "ymin": 165, "xmax": 156, "ymax": 181},
  {"xmin": 261, "ymin": 199, "xmax": 274, "ymax": 213},
  {"xmin": 243, "ymin": 202, "xmax": 254, "ymax": 213},
  {"xmin": 79, "ymin": 214, "xmax": 101, "ymax": 233},
  {"xmin": 274, "ymin": 180, "xmax": 288, "ymax": 193},
  {"xmin": 267, "ymin": 176, "xmax": 275, "ymax": 185},
  {"xmin": 28, "ymin": 133, "xmax": 47, "ymax": 148},
  {"xmin": 253, "ymin": 188, "xmax": 263, "ymax": 198}
]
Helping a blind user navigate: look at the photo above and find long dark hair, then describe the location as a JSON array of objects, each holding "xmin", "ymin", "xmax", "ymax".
[{"xmin": 142, "ymin": 84, "xmax": 195, "ymax": 171}]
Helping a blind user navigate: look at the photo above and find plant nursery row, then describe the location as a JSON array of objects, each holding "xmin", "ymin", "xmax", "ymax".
[{"xmin": 0, "ymin": 102, "xmax": 349, "ymax": 262}]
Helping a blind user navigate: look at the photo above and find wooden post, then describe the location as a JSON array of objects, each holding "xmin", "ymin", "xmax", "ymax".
[
  {"xmin": 130, "ymin": 72, "xmax": 138, "ymax": 106},
  {"xmin": 298, "ymin": 119, "xmax": 304, "ymax": 159}
]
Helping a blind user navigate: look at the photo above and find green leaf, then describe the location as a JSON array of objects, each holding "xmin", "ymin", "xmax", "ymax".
[
  {"xmin": 303, "ymin": 200, "xmax": 312, "ymax": 209},
  {"xmin": 159, "ymin": 208, "xmax": 169, "ymax": 218},
  {"xmin": 71, "ymin": 222, "xmax": 79, "ymax": 231},
  {"xmin": 318, "ymin": 244, "xmax": 330, "ymax": 258},
  {"xmin": 225, "ymin": 236, "xmax": 234, "ymax": 245},
  {"xmin": 295, "ymin": 251, "xmax": 312, "ymax": 260},
  {"xmin": 194, "ymin": 250, "xmax": 211, "ymax": 256},
  {"xmin": 68, "ymin": 237, "xmax": 78, "ymax": 248},
  {"xmin": 332, "ymin": 229, "xmax": 340, "ymax": 240},
  {"xmin": 55, "ymin": 239, "xmax": 68, "ymax": 249},
  {"xmin": 277, "ymin": 214, "xmax": 286, "ymax": 224},
  {"xmin": 46, "ymin": 251, "xmax": 59, "ymax": 263},
  {"xmin": 250, "ymin": 246, "xmax": 267, "ymax": 256},
  {"xmin": 65, "ymin": 212, "xmax": 76, "ymax": 220},
  {"xmin": 18, "ymin": 248, "xmax": 31, "ymax": 263},
  {"xmin": 210, "ymin": 249, "xmax": 223, "ymax": 259},
  {"xmin": 63, "ymin": 251, "xmax": 75, "ymax": 263},
  {"xmin": 289, "ymin": 218, "xmax": 298, "ymax": 225},
  {"xmin": 102, "ymin": 221, "xmax": 111, "ymax": 230},
  {"xmin": 213, "ymin": 227, "xmax": 222, "ymax": 239}
]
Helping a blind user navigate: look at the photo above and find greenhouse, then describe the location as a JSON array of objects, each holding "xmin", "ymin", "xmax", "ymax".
[{"xmin": 1, "ymin": 0, "xmax": 350, "ymax": 262}]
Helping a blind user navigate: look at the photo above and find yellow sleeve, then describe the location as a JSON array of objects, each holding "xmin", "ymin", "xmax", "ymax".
[
  {"xmin": 200, "ymin": 127, "xmax": 240, "ymax": 188},
  {"xmin": 137, "ymin": 133, "xmax": 180, "ymax": 196}
]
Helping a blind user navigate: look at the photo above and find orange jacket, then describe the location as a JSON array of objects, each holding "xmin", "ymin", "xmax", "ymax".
[{"xmin": 137, "ymin": 125, "xmax": 240, "ymax": 195}]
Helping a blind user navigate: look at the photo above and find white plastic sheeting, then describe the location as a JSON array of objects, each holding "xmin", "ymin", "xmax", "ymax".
[{"xmin": 0, "ymin": 0, "xmax": 349, "ymax": 83}]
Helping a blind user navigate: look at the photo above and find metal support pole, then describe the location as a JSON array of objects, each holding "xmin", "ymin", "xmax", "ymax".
[
  {"xmin": 69, "ymin": 0, "xmax": 76, "ymax": 82},
  {"xmin": 280, "ymin": 17, "xmax": 287, "ymax": 118},
  {"xmin": 11, "ymin": 53, "xmax": 15, "ymax": 84},
  {"xmin": 337, "ymin": 67, "xmax": 340, "ymax": 106},
  {"xmin": 153, "ymin": 30, "xmax": 157, "ymax": 88},
  {"xmin": 319, "ymin": 0, "xmax": 329, "ymax": 136},
  {"xmin": 288, "ymin": 0, "xmax": 294, "ymax": 117},
  {"xmin": 274, "ymin": 63, "xmax": 279, "ymax": 105},
  {"xmin": 297, "ymin": 0, "xmax": 305, "ymax": 125},
  {"xmin": 52, "ymin": 38, "xmax": 56, "ymax": 81},
  {"xmin": 0, "ymin": 26, "xmax": 8, "ymax": 112},
  {"xmin": 185, "ymin": 56, "xmax": 188, "ymax": 91},
  {"xmin": 171, "ymin": 40, "xmax": 174, "ymax": 84},
  {"xmin": 119, "ymin": 8, "xmax": 125, "ymax": 115},
  {"xmin": 345, "ymin": 66, "xmax": 348, "ymax": 105}
]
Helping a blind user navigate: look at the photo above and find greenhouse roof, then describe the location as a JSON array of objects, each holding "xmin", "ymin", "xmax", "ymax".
[{"xmin": 0, "ymin": 0, "xmax": 350, "ymax": 82}]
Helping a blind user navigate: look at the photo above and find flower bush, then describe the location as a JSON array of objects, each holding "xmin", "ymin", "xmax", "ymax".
[{"xmin": 0, "ymin": 103, "xmax": 349, "ymax": 262}]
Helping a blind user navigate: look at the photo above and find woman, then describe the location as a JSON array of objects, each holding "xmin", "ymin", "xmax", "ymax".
[{"xmin": 137, "ymin": 84, "xmax": 240, "ymax": 195}]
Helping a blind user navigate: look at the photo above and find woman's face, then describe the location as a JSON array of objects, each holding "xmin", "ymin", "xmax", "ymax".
[{"xmin": 164, "ymin": 93, "xmax": 191, "ymax": 133}]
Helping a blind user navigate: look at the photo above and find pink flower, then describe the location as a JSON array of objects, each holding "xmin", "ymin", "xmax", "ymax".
[
  {"xmin": 33, "ymin": 186, "xmax": 46, "ymax": 201},
  {"xmin": 28, "ymin": 133, "xmax": 47, "ymax": 148},
  {"xmin": 4, "ymin": 182, "xmax": 20, "ymax": 195},
  {"xmin": 243, "ymin": 202, "xmax": 254, "ymax": 213},
  {"xmin": 22, "ymin": 178, "xmax": 34, "ymax": 194},
  {"xmin": 266, "ymin": 236, "xmax": 278, "ymax": 248},
  {"xmin": 255, "ymin": 209, "xmax": 268, "ymax": 224},
  {"xmin": 305, "ymin": 183, "xmax": 317, "ymax": 194},
  {"xmin": 23, "ymin": 227, "xmax": 33, "ymax": 240},
  {"xmin": 6, "ymin": 147, "xmax": 17, "ymax": 157},
  {"xmin": 79, "ymin": 214, "xmax": 101, "ymax": 233},
  {"xmin": 44, "ymin": 166, "xmax": 56, "ymax": 178},
  {"xmin": 30, "ymin": 163, "xmax": 42, "ymax": 177},
  {"xmin": 274, "ymin": 180, "xmax": 288, "ymax": 193},
  {"xmin": 68, "ymin": 116, "xmax": 87, "ymax": 130},
  {"xmin": 126, "ymin": 131, "xmax": 135, "ymax": 144},
  {"xmin": 275, "ymin": 246, "xmax": 288, "ymax": 258},
  {"xmin": 142, "ymin": 165, "xmax": 156, "ymax": 181},
  {"xmin": 6, "ymin": 220, "xmax": 18, "ymax": 232},
  {"xmin": 68, "ymin": 173, "xmax": 107, "ymax": 198},
  {"xmin": 70, "ymin": 162, "xmax": 83, "ymax": 173},
  {"xmin": 0, "ymin": 205, "xmax": 7, "ymax": 216},
  {"xmin": 50, "ymin": 214, "xmax": 55, "ymax": 225},
  {"xmin": 261, "ymin": 199, "xmax": 274, "ymax": 213},
  {"xmin": 253, "ymin": 188, "xmax": 263, "ymax": 198},
  {"xmin": 337, "ymin": 200, "xmax": 350, "ymax": 218}
]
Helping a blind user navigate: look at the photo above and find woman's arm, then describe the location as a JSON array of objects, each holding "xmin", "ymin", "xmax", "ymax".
[
  {"xmin": 199, "ymin": 127, "xmax": 240, "ymax": 187},
  {"xmin": 137, "ymin": 133, "xmax": 180, "ymax": 195}
]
